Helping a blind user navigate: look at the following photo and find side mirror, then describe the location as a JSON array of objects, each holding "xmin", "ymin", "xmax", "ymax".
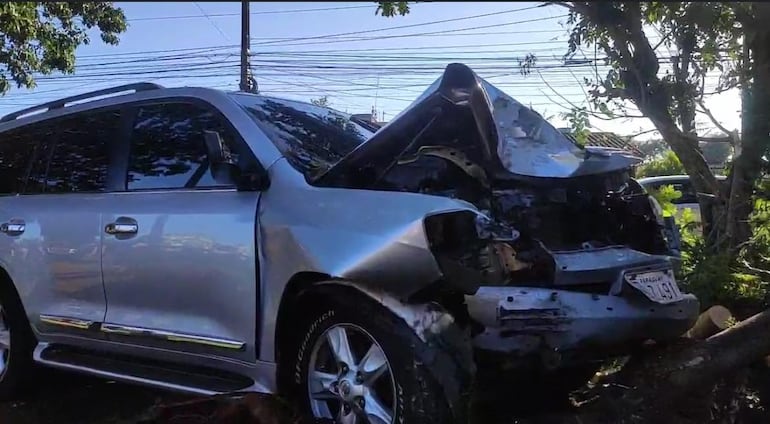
[
  {"xmin": 203, "ymin": 130, "xmax": 269, "ymax": 191},
  {"xmin": 204, "ymin": 130, "xmax": 235, "ymax": 166}
]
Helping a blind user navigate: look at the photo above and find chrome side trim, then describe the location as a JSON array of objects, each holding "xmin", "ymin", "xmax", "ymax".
[
  {"xmin": 100, "ymin": 323, "xmax": 246, "ymax": 351},
  {"xmin": 39, "ymin": 315, "xmax": 94, "ymax": 330}
]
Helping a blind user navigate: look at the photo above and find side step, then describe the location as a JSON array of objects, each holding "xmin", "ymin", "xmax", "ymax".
[{"xmin": 35, "ymin": 343, "xmax": 254, "ymax": 395}]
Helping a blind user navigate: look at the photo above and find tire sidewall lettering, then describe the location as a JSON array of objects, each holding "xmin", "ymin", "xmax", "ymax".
[{"xmin": 294, "ymin": 309, "xmax": 334, "ymax": 385}]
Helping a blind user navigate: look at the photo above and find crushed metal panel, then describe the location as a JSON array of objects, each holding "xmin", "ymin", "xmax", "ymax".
[{"xmin": 316, "ymin": 62, "xmax": 643, "ymax": 184}]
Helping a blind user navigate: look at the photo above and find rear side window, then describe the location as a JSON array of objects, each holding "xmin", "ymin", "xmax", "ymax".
[
  {"xmin": 42, "ymin": 110, "xmax": 119, "ymax": 193},
  {"xmin": 0, "ymin": 125, "xmax": 46, "ymax": 194},
  {"xmin": 127, "ymin": 102, "xmax": 238, "ymax": 190}
]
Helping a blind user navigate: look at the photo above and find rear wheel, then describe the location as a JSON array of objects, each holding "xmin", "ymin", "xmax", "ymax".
[
  {"xmin": 281, "ymin": 287, "xmax": 474, "ymax": 424},
  {"xmin": 0, "ymin": 283, "xmax": 35, "ymax": 399}
]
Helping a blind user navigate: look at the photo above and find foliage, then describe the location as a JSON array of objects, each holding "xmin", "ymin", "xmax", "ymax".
[
  {"xmin": 0, "ymin": 2, "xmax": 127, "ymax": 94},
  {"xmin": 310, "ymin": 96, "xmax": 330, "ymax": 107},
  {"xmin": 561, "ymin": 2, "xmax": 744, "ymax": 122},
  {"xmin": 677, "ymin": 197, "xmax": 770, "ymax": 315},
  {"xmin": 648, "ymin": 184, "xmax": 683, "ymax": 217},
  {"xmin": 636, "ymin": 150, "xmax": 685, "ymax": 178},
  {"xmin": 375, "ymin": 1, "xmax": 413, "ymax": 17},
  {"xmin": 557, "ymin": 2, "xmax": 770, "ymax": 251},
  {"xmin": 561, "ymin": 107, "xmax": 590, "ymax": 146}
]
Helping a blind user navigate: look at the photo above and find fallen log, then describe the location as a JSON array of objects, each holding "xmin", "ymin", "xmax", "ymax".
[
  {"xmin": 530, "ymin": 308, "xmax": 770, "ymax": 423},
  {"xmin": 685, "ymin": 305, "xmax": 734, "ymax": 340}
]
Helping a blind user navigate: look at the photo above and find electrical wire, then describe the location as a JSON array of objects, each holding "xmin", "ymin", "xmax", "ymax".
[{"xmin": 128, "ymin": 4, "xmax": 380, "ymax": 22}]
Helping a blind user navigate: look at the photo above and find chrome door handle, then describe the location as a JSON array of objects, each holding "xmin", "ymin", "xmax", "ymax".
[
  {"xmin": 0, "ymin": 221, "xmax": 25, "ymax": 234},
  {"xmin": 105, "ymin": 221, "xmax": 138, "ymax": 235}
]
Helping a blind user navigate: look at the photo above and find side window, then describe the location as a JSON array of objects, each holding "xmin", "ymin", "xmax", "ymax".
[
  {"xmin": 43, "ymin": 110, "xmax": 118, "ymax": 193},
  {"xmin": 0, "ymin": 125, "xmax": 44, "ymax": 194},
  {"xmin": 678, "ymin": 181, "xmax": 698, "ymax": 204},
  {"xmin": 127, "ymin": 102, "xmax": 238, "ymax": 190}
]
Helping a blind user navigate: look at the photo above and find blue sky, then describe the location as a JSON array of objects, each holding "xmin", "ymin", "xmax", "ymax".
[{"xmin": 0, "ymin": 2, "xmax": 741, "ymax": 139}]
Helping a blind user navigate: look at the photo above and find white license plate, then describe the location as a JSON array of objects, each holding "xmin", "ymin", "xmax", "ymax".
[{"xmin": 624, "ymin": 269, "xmax": 684, "ymax": 304}]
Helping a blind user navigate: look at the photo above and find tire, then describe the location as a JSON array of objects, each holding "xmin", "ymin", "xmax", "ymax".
[
  {"xmin": 280, "ymin": 286, "xmax": 474, "ymax": 424},
  {"xmin": 0, "ymin": 280, "xmax": 35, "ymax": 400}
]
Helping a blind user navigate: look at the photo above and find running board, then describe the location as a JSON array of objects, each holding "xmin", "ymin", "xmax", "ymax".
[{"xmin": 34, "ymin": 343, "xmax": 255, "ymax": 395}]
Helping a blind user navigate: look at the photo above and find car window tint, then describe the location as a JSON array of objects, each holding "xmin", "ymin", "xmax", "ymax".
[
  {"xmin": 127, "ymin": 102, "xmax": 237, "ymax": 190},
  {"xmin": 232, "ymin": 95, "xmax": 372, "ymax": 179},
  {"xmin": 0, "ymin": 124, "xmax": 46, "ymax": 194},
  {"xmin": 44, "ymin": 110, "xmax": 118, "ymax": 193},
  {"xmin": 678, "ymin": 181, "xmax": 698, "ymax": 204}
]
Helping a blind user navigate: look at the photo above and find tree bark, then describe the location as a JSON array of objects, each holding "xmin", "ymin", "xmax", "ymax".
[
  {"xmin": 526, "ymin": 308, "xmax": 770, "ymax": 423},
  {"xmin": 725, "ymin": 4, "xmax": 770, "ymax": 250},
  {"xmin": 685, "ymin": 305, "xmax": 734, "ymax": 340}
]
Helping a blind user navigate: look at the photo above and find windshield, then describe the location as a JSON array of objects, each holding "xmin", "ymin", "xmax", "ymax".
[{"xmin": 230, "ymin": 93, "xmax": 375, "ymax": 179}]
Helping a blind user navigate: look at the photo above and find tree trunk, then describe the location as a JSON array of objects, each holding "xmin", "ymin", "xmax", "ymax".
[
  {"xmin": 725, "ymin": 6, "xmax": 770, "ymax": 250},
  {"xmin": 526, "ymin": 308, "xmax": 770, "ymax": 424},
  {"xmin": 653, "ymin": 122, "xmax": 727, "ymax": 245}
]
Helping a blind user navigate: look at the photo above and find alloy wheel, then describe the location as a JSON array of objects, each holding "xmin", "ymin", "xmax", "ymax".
[
  {"xmin": 307, "ymin": 323, "xmax": 396, "ymax": 424},
  {"xmin": 0, "ymin": 305, "xmax": 10, "ymax": 377}
]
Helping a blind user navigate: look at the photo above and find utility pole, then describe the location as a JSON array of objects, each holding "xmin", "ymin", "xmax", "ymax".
[{"xmin": 240, "ymin": 0, "xmax": 250, "ymax": 92}]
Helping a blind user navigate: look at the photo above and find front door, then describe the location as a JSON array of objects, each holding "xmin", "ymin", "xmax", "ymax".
[{"xmin": 100, "ymin": 100, "xmax": 261, "ymax": 362}]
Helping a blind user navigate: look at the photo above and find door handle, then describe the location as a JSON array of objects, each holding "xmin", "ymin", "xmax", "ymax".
[
  {"xmin": 0, "ymin": 220, "xmax": 25, "ymax": 235},
  {"xmin": 105, "ymin": 218, "xmax": 138, "ymax": 235}
]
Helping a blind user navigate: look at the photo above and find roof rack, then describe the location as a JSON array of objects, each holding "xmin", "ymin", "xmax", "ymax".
[{"xmin": 1, "ymin": 82, "xmax": 164, "ymax": 123}]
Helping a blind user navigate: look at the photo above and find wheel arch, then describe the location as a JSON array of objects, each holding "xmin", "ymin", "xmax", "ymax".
[
  {"xmin": 274, "ymin": 276, "xmax": 476, "ymax": 423},
  {"xmin": 0, "ymin": 265, "xmax": 33, "ymax": 338},
  {"xmin": 273, "ymin": 274, "xmax": 461, "ymax": 365}
]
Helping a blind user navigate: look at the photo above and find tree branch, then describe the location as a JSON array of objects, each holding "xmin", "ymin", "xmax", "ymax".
[
  {"xmin": 740, "ymin": 259, "xmax": 770, "ymax": 280},
  {"xmin": 695, "ymin": 98, "xmax": 734, "ymax": 137},
  {"xmin": 627, "ymin": 128, "xmax": 660, "ymax": 139},
  {"xmin": 544, "ymin": 1, "xmax": 573, "ymax": 11}
]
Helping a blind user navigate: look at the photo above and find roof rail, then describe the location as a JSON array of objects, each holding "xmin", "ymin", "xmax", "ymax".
[{"xmin": 1, "ymin": 82, "xmax": 164, "ymax": 123}]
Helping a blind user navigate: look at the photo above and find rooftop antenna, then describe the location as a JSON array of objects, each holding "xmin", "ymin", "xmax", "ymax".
[{"xmin": 373, "ymin": 74, "xmax": 380, "ymax": 117}]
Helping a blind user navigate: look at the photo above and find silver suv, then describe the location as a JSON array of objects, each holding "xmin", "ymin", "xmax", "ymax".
[{"xmin": 0, "ymin": 64, "xmax": 698, "ymax": 423}]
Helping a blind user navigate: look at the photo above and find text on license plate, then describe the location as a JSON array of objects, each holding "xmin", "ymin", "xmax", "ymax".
[{"xmin": 624, "ymin": 269, "xmax": 683, "ymax": 304}]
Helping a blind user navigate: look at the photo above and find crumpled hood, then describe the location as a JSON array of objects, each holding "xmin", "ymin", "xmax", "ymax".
[{"xmin": 315, "ymin": 63, "xmax": 641, "ymax": 184}]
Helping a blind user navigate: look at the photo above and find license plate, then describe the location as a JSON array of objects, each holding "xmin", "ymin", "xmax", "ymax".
[{"xmin": 624, "ymin": 269, "xmax": 683, "ymax": 304}]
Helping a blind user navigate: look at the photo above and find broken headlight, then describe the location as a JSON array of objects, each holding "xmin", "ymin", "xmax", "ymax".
[{"xmin": 423, "ymin": 210, "xmax": 516, "ymax": 292}]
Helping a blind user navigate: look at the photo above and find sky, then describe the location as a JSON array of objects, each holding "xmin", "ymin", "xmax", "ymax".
[{"xmin": 0, "ymin": 2, "xmax": 742, "ymax": 140}]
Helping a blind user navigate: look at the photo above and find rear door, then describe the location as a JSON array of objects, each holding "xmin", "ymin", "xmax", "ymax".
[
  {"xmin": 100, "ymin": 99, "xmax": 262, "ymax": 362},
  {"xmin": 0, "ymin": 109, "xmax": 123, "ymax": 336}
]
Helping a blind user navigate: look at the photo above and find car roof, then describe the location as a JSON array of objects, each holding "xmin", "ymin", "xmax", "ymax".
[{"xmin": 0, "ymin": 82, "xmax": 326, "ymax": 133}]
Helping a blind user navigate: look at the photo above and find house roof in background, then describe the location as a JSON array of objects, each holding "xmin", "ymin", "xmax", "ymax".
[{"xmin": 562, "ymin": 131, "xmax": 645, "ymax": 157}]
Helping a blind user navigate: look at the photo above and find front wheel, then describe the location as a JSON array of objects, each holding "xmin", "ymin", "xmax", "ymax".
[{"xmin": 281, "ymin": 288, "xmax": 474, "ymax": 424}]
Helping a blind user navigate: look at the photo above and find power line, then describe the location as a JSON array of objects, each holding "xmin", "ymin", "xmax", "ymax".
[
  {"xmin": 251, "ymin": 5, "xmax": 554, "ymax": 47},
  {"xmin": 251, "ymin": 15, "xmax": 569, "ymax": 48},
  {"xmin": 194, "ymin": 2, "xmax": 231, "ymax": 42},
  {"xmin": 128, "ymin": 4, "xmax": 377, "ymax": 22}
]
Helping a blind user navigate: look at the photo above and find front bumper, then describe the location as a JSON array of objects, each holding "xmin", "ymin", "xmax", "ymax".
[{"xmin": 465, "ymin": 286, "xmax": 699, "ymax": 364}]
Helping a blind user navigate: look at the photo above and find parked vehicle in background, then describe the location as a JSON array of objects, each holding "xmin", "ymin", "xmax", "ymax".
[
  {"xmin": 638, "ymin": 174, "xmax": 728, "ymax": 223},
  {"xmin": 0, "ymin": 63, "xmax": 697, "ymax": 423}
]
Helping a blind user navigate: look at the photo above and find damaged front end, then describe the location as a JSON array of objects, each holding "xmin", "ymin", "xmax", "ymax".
[{"xmin": 314, "ymin": 63, "xmax": 698, "ymax": 366}]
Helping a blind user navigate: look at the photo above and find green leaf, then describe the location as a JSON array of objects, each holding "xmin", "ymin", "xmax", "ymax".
[{"xmin": 0, "ymin": 2, "xmax": 127, "ymax": 95}]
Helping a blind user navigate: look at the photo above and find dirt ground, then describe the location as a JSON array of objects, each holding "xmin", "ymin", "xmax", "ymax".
[
  {"xmin": 0, "ymin": 368, "xmax": 191, "ymax": 424},
  {"xmin": 2, "ymin": 365, "xmax": 770, "ymax": 424}
]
